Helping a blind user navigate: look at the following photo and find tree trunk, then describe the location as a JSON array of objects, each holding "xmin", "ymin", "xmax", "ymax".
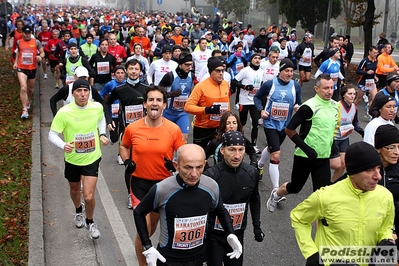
[
  {"xmin": 269, "ymin": 2, "xmax": 279, "ymax": 25},
  {"xmin": 363, "ymin": 0, "xmax": 375, "ymax": 57}
]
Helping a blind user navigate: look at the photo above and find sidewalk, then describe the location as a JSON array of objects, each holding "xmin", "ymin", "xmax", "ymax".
[{"xmin": 28, "ymin": 69, "xmax": 140, "ymax": 266}]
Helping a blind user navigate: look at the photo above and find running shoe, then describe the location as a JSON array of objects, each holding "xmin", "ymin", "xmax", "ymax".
[
  {"xmin": 87, "ymin": 223, "xmax": 101, "ymax": 239},
  {"xmin": 117, "ymin": 154, "xmax": 124, "ymax": 165},
  {"xmin": 266, "ymin": 189, "xmax": 278, "ymax": 213},
  {"xmin": 253, "ymin": 146, "xmax": 261, "ymax": 154},
  {"xmin": 44, "ymin": 73, "xmax": 48, "ymax": 79},
  {"xmin": 74, "ymin": 212, "xmax": 85, "ymax": 228},
  {"xmin": 258, "ymin": 166, "xmax": 264, "ymax": 181},
  {"xmin": 21, "ymin": 109, "xmax": 29, "ymax": 119},
  {"xmin": 55, "ymin": 82, "xmax": 59, "ymax": 89},
  {"xmin": 234, "ymin": 103, "xmax": 239, "ymax": 110},
  {"xmin": 363, "ymin": 94, "xmax": 369, "ymax": 103},
  {"xmin": 127, "ymin": 195, "xmax": 132, "ymax": 209}
]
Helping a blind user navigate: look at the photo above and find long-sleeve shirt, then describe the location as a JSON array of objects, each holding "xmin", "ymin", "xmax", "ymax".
[
  {"xmin": 184, "ymin": 77, "xmax": 230, "ymax": 129},
  {"xmin": 376, "ymin": 53, "xmax": 398, "ymax": 75},
  {"xmin": 133, "ymin": 174, "xmax": 234, "ymax": 262},
  {"xmin": 291, "ymin": 177, "xmax": 394, "ymax": 263}
]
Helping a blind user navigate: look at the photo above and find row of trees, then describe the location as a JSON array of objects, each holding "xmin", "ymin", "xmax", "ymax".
[{"xmin": 204, "ymin": 0, "xmax": 384, "ymax": 57}]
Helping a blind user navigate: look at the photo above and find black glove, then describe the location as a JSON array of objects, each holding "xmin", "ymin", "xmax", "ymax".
[
  {"xmin": 168, "ymin": 90, "xmax": 182, "ymax": 98},
  {"xmin": 205, "ymin": 104, "xmax": 221, "ymax": 115},
  {"xmin": 306, "ymin": 252, "xmax": 323, "ymax": 266},
  {"xmin": 164, "ymin": 157, "xmax": 176, "ymax": 172},
  {"xmin": 302, "ymin": 145, "xmax": 318, "ymax": 160},
  {"xmin": 253, "ymin": 228, "xmax": 264, "ymax": 242},
  {"xmin": 124, "ymin": 159, "xmax": 136, "ymax": 175},
  {"xmin": 244, "ymin": 85, "xmax": 254, "ymax": 91}
]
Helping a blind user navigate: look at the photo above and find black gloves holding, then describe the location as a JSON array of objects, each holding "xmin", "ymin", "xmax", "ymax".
[
  {"xmin": 205, "ymin": 104, "xmax": 221, "ymax": 115},
  {"xmin": 164, "ymin": 157, "xmax": 176, "ymax": 172},
  {"xmin": 124, "ymin": 159, "xmax": 136, "ymax": 175},
  {"xmin": 244, "ymin": 85, "xmax": 254, "ymax": 91},
  {"xmin": 253, "ymin": 228, "xmax": 265, "ymax": 242}
]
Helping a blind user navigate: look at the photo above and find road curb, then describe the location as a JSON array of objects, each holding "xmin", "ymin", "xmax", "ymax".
[{"xmin": 28, "ymin": 73, "xmax": 45, "ymax": 265}]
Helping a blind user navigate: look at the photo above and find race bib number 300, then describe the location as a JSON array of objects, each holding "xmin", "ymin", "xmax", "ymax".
[
  {"xmin": 74, "ymin": 132, "xmax": 96, "ymax": 153},
  {"xmin": 173, "ymin": 215, "xmax": 207, "ymax": 250}
]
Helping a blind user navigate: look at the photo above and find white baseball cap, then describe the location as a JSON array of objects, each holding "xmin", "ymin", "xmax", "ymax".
[{"xmin": 74, "ymin": 66, "xmax": 89, "ymax": 77}]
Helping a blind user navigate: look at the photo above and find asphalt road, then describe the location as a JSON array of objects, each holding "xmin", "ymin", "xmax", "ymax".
[{"xmin": 32, "ymin": 58, "xmax": 372, "ymax": 266}]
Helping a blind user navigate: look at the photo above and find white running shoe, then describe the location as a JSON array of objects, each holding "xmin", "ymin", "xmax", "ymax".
[
  {"xmin": 74, "ymin": 213, "xmax": 85, "ymax": 228},
  {"xmin": 363, "ymin": 94, "xmax": 369, "ymax": 103},
  {"xmin": 87, "ymin": 223, "xmax": 101, "ymax": 239},
  {"xmin": 117, "ymin": 154, "xmax": 124, "ymax": 165},
  {"xmin": 266, "ymin": 189, "xmax": 279, "ymax": 213},
  {"xmin": 44, "ymin": 73, "xmax": 48, "ymax": 79},
  {"xmin": 234, "ymin": 103, "xmax": 239, "ymax": 110}
]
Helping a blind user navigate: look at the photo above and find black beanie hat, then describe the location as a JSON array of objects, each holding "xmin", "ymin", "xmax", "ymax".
[
  {"xmin": 68, "ymin": 42, "xmax": 78, "ymax": 49},
  {"xmin": 250, "ymin": 53, "xmax": 261, "ymax": 61},
  {"xmin": 368, "ymin": 93, "xmax": 395, "ymax": 118},
  {"xmin": 207, "ymin": 57, "xmax": 224, "ymax": 73},
  {"xmin": 178, "ymin": 53, "xmax": 193, "ymax": 65},
  {"xmin": 72, "ymin": 79, "xmax": 90, "ymax": 93},
  {"xmin": 279, "ymin": 58, "xmax": 294, "ymax": 72},
  {"xmin": 345, "ymin": 142, "xmax": 381, "ymax": 175},
  {"xmin": 162, "ymin": 45, "xmax": 172, "ymax": 54},
  {"xmin": 387, "ymin": 72, "xmax": 399, "ymax": 86},
  {"xmin": 329, "ymin": 47, "xmax": 340, "ymax": 58},
  {"xmin": 375, "ymin": 124, "xmax": 399, "ymax": 149}
]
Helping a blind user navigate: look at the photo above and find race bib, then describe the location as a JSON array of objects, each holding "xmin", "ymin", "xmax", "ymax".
[
  {"xmin": 330, "ymin": 73, "xmax": 339, "ymax": 84},
  {"xmin": 173, "ymin": 215, "xmax": 207, "ymax": 250},
  {"xmin": 66, "ymin": 75, "xmax": 75, "ymax": 85},
  {"xmin": 111, "ymin": 103, "xmax": 119, "ymax": 118},
  {"xmin": 303, "ymin": 56, "xmax": 311, "ymax": 63},
  {"xmin": 259, "ymin": 48, "xmax": 266, "ymax": 57},
  {"xmin": 236, "ymin": 62, "xmax": 244, "ymax": 72},
  {"xmin": 365, "ymin": 79, "xmax": 376, "ymax": 90},
  {"xmin": 270, "ymin": 102, "xmax": 289, "ymax": 121},
  {"xmin": 172, "ymin": 96, "xmax": 188, "ymax": 111},
  {"xmin": 125, "ymin": 105, "xmax": 143, "ymax": 124},
  {"xmin": 210, "ymin": 102, "xmax": 228, "ymax": 121},
  {"xmin": 339, "ymin": 124, "xmax": 354, "ymax": 138},
  {"xmin": 74, "ymin": 132, "xmax": 96, "ymax": 153},
  {"xmin": 214, "ymin": 203, "xmax": 246, "ymax": 231},
  {"xmin": 22, "ymin": 52, "xmax": 34, "ymax": 65},
  {"xmin": 97, "ymin": 61, "xmax": 110, "ymax": 74}
]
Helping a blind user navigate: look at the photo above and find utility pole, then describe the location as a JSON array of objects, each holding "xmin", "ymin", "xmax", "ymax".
[
  {"xmin": 323, "ymin": 0, "xmax": 333, "ymax": 49},
  {"xmin": 383, "ymin": 0, "xmax": 389, "ymax": 33}
]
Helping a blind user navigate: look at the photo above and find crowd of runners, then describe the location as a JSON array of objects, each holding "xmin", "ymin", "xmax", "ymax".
[{"xmin": 4, "ymin": 3, "xmax": 399, "ymax": 266}]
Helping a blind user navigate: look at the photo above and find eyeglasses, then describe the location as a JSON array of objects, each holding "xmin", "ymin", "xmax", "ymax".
[
  {"xmin": 383, "ymin": 145, "xmax": 399, "ymax": 152},
  {"xmin": 213, "ymin": 68, "xmax": 224, "ymax": 73}
]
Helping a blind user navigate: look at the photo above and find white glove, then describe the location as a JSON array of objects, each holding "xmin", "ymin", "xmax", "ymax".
[
  {"xmin": 226, "ymin": 234, "xmax": 243, "ymax": 259},
  {"xmin": 142, "ymin": 246, "xmax": 166, "ymax": 266}
]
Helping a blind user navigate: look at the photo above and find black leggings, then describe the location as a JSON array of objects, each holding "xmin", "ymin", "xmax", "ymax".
[
  {"xmin": 286, "ymin": 155, "xmax": 331, "ymax": 194},
  {"xmin": 193, "ymin": 126, "xmax": 218, "ymax": 150},
  {"xmin": 239, "ymin": 104, "xmax": 260, "ymax": 145},
  {"xmin": 206, "ymin": 230, "xmax": 244, "ymax": 266}
]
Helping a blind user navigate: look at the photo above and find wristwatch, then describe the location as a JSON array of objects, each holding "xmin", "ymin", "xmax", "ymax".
[{"xmin": 143, "ymin": 244, "xmax": 152, "ymax": 251}]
